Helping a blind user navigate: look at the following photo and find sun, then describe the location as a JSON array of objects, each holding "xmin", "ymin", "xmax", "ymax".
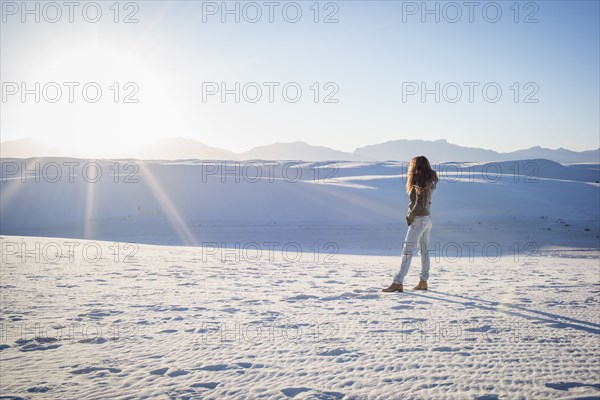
[{"xmin": 18, "ymin": 39, "xmax": 171, "ymax": 158}]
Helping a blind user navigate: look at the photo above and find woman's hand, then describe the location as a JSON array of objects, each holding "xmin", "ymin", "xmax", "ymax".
[{"xmin": 406, "ymin": 215, "xmax": 413, "ymax": 226}]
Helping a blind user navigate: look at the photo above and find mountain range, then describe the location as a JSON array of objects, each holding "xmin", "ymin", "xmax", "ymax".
[{"xmin": 1, "ymin": 137, "xmax": 598, "ymax": 164}]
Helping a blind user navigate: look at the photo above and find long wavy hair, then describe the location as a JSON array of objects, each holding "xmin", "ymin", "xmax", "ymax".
[{"xmin": 406, "ymin": 156, "xmax": 438, "ymax": 194}]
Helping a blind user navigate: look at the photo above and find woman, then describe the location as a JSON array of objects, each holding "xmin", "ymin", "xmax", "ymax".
[{"xmin": 383, "ymin": 156, "xmax": 438, "ymax": 293}]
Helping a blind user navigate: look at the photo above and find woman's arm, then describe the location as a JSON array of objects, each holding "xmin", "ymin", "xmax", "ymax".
[
  {"xmin": 406, "ymin": 187, "xmax": 418, "ymax": 225},
  {"xmin": 406, "ymin": 186, "xmax": 430, "ymax": 225}
]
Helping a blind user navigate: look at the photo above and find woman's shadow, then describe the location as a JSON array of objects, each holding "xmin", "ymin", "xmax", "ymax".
[{"xmin": 403, "ymin": 289, "xmax": 600, "ymax": 335}]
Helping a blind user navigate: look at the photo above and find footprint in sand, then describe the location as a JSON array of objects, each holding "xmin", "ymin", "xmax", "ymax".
[
  {"xmin": 16, "ymin": 338, "xmax": 61, "ymax": 352},
  {"xmin": 26, "ymin": 387, "xmax": 51, "ymax": 393},
  {"xmin": 167, "ymin": 369, "xmax": 189, "ymax": 377},
  {"xmin": 71, "ymin": 366, "xmax": 121, "ymax": 375},
  {"xmin": 191, "ymin": 382, "xmax": 220, "ymax": 389},
  {"xmin": 149, "ymin": 367, "xmax": 169, "ymax": 376}
]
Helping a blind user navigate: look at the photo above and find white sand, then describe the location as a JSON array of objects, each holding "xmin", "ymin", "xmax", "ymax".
[
  {"xmin": 1, "ymin": 158, "xmax": 598, "ymax": 398},
  {"xmin": 1, "ymin": 236, "xmax": 599, "ymax": 399}
]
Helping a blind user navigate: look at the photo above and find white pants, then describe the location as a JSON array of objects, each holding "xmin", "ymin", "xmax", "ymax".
[{"xmin": 393, "ymin": 215, "xmax": 432, "ymax": 284}]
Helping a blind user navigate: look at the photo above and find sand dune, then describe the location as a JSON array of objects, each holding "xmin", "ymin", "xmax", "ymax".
[{"xmin": 1, "ymin": 159, "xmax": 598, "ymax": 254}]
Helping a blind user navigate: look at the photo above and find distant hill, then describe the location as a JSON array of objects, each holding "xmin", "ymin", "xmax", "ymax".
[
  {"xmin": 354, "ymin": 139, "xmax": 499, "ymax": 162},
  {"xmin": 240, "ymin": 141, "xmax": 358, "ymax": 161},
  {"xmin": 1, "ymin": 137, "xmax": 598, "ymax": 164},
  {"xmin": 141, "ymin": 138, "xmax": 236, "ymax": 160},
  {"xmin": 0, "ymin": 138, "xmax": 66, "ymax": 158},
  {"xmin": 504, "ymin": 146, "xmax": 600, "ymax": 164},
  {"xmin": 355, "ymin": 139, "xmax": 600, "ymax": 163}
]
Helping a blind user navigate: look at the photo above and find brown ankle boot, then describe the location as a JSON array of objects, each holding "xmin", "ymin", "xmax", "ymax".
[
  {"xmin": 413, "ymin": 279, "xmax": 428, "ymax": 290},
  {"xmin": 382, "ymin": 282, "xmax": 403, "ymax": 292}
]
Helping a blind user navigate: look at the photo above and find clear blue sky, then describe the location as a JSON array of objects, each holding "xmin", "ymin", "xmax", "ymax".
[{"xmin": 1, "ymin": 0, "xmax": 599, "ymax": 155}]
